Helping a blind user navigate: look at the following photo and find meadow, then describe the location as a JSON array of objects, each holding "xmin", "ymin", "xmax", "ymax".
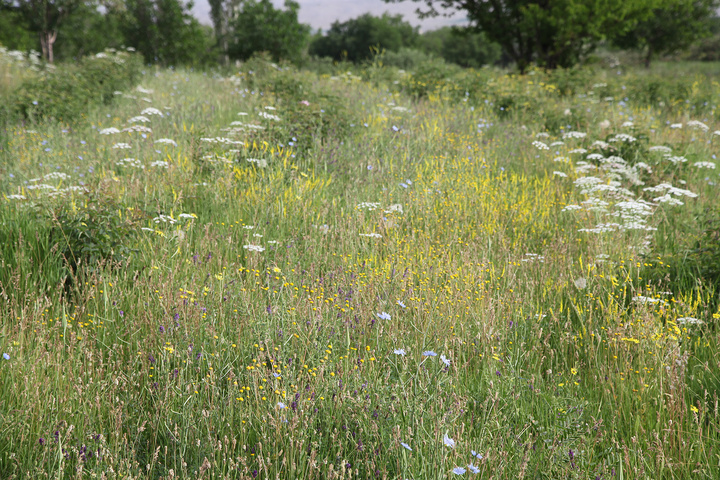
[{"xmin": 1, "ymin": 49, "xmax": 720, "ymax": 479}]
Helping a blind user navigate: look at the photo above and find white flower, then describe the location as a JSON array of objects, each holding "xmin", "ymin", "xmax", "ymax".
[
  {"xmin": 99, "ymin": 127, "xmax": 121, "ymax": 135},
  {"xmin": 622, "ymin": 121, "xmax": 634, "ymax": 127},
  {"xmin": 562, "ymin": 131, "xmax": 586, "ymax": 139},
  {"xmin": 666, "ymin": 156, "xmax": 687, "ymax": 164},
  {"xmin": 155, "ymin": 138, "xmax": 177, "ymax": 146},
  {"xmin": 150, "ymin": 161, "xmax": 169, "ymax": 168},
  {"xmin": 535, "ymin": 132, "xmax": 550, "ymax": 138},
  {"xmin": 357, "ymin": 202, "xmax": 381, "ymax": 210},
  {"xmin": 258, "ymin": 111, "xmax": 281, "ymax": 121},
  {"xmin": 573, "ymin": 278, "xmax": 587, "ymax": 289},
  {"xmin": 136, "ymin": 86, "xmax": 154, "ymax": 94},
  {"xmin": 384, "ymin": 204, "xmax": 403, "ymax": 214},
  {"xmin": 112, "ymin": 143, "xmax": 132, "ymax": 149},
  {"xmin": 116, "ymin": 158, "xmax": 144, "ymax": 169},
  {"xmin": 549, "ymin": 141, "xmax": 564, "ymax": 147},
  {"xmin": 532, "ymin": 141, "xmax": 549, "ymax": 150},
  {"xmin": 676, "ymin": 317, "xmax": 703, "ymax": 325},
  {"xmin": 246, "ymin": 158, "xmax": 268, "ymax": 168},
  {"xmin": 141, "ymin": 107, "xmax": 163, "ymax": 116},
  {"xmin": 694, "ymin": 162, "xmax": 715, "ymax": 169},
  {"xmin": 670, "ymin": 123, "xmax": 682, "ymax": 129},
  {"xmin": 598, "ymin": 120, "xmax": 611, "ymax": 129},
  {"xmin": 360, "ymin": 233, "xmax": 382, "ymax": 238},
  {"xmin": 568, "ymin": 148, "xmax": 587, "ymax": 154},
  {"xmin": 561, "ymin": 204, "xmax": 582, "ymax": 212},
  {"xmin": 649, "ymin": 145, "xmax": 672, "ymax": 153},
  {"xmin": 127, "ymin": 115, "xmax": 150, "ymax": 123},
  {"xmin": 687, "ymin": 120, "xmax": 709, "ymax": 132},
  {"xmin": 243, "ymin": 244, "xmax": 265, "ymax": 252}
]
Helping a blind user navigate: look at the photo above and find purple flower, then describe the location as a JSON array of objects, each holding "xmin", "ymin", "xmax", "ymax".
[{"xmin": 38, "ymin": 438, "xmax": 45, "ymax": 445}]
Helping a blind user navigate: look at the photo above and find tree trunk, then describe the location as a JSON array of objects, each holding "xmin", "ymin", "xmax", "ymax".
[
  {"xmin": 644, "ymin": 45, "xmax": 652, "ymax": 69},
  {"xmin": 40, "ymin": 31, "xmax": 58, "ymax": 63}
]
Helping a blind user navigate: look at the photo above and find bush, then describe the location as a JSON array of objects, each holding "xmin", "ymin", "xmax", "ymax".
[{"xmin": 10, "ymin": 49, "xmax": 142, "ymax": 123}]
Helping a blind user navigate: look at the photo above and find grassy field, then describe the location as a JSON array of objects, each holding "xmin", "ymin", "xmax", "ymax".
[{"xmin": 1, "ymin": 51, "xmax": 720, "ymax": 479}]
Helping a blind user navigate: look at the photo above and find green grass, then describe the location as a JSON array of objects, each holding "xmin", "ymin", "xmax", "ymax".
[{"xmin": 1, "ymin": 53, "xmax": 719, "ymax": 479}]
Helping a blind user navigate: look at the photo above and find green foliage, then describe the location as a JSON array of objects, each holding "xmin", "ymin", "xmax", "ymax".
[
  {"xmin": 53, "ymin": 2, "xmax": 125, "ymax": 61},
  {"xmin": 121, "ymin": 0, "xmax": 216, "ymax": 67},
  {"xmin": 612, "ymin": 0, "xmax": 720, "ymax": 67},
  {"xmin": 419, "ymin": 26, "xmax": 501, "ymax": 68},
  {"xmin": 229, "ymin": 0, "xmax": 310, "ymax": 64},
  {"xmin": 0, "ymin": 205, "xmax": 64, "ymax": 301},
  {"xmin": 11, "ymin": 49, "xmax": 142, "ymax": 122},
  {"xmin": 386, "ymin": 0, "xmax": 663, "ymax": 71},
  {"xmin": 309, "ymin": 13, "xmax": 419, "ymax": 63},
  {"xmin": 0, "ymin": 4, "xmax": 37, "ymax": 52},
  {"xmin": 50, "ymin": 192, "xmax": 141, "ymax": 278}
]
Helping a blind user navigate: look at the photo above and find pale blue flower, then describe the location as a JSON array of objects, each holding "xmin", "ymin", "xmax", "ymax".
[
  {"xmin": 397, "ymin": 300, "xmax": 406, "ymax": 308},
  {"xmin": 443, "ymin": 434, "xmax": 455, "ymax": 448},
  {"xmin": 471, "ymin": 450, "xmax": 483, "ymax": 459},
  {"xmin": 440, "ymin": 354, "xmax": 451, "ymax": 366},
  {"xmin": 468, "ymin": 463, "xmax": 480, "ymax": 474},
  {"xmin": 423, "ymin": 350, "xmax": 437, "ymax": 357},
  {"xmin": 377, "ymin": 312, "xmax": 391, "ymax": 320},
  {"xmin": 401, "ymin": 442, "xmax": 412, "ymax": 451},
  {"xmin": 393, "ymin": 348, "xmax": 406, "ymax": 356},
  {"xmin": 452, "ymin": 466, "xmax": 466, "ymax": 475},
  {"xmin": 2, "ymin": 353, "xmax": 9, "ymax": 360},
  {"xmin": 277, "ymin": 402, "xmax": 287, "ymax": 409}
]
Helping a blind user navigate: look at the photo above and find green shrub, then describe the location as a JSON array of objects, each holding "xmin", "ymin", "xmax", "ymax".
[{"xmin": 11, "ymin": 49, "xmax": 142, "ymax": 123}]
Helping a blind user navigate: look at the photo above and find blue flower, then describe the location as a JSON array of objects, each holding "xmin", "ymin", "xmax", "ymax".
[
  {"xmin": 452, "ymin": 466, "xmax": 466, "ymax": 475},
  {"xmin": 467, "ymin": 463, "xmax": 480, "ymax": 474},
  {"xmin": 2, "ymin": 353, "xmax": 9, "ymax": 360},
  {"xmin": 423, "ymin": 350, "xmax": 437, "ymax": 357},
  {"xmin": 471, "ymin": 450, "xmax": 483, "ymax": 459},
  {"xmin": 377, "ymin": 312, "xmax": 391, "ymax": 320},
  {"xmin": 393, "ymin": 348, "xmax": 406, "ymax": 356},
  {"xmin": 401, "ymin": 442, "xmax": 412, "ymax": 451},
  {"xmin": 443, "ymin": 434, "xmax": 455, "ymax": 448},
  {"xmin": 397, "ymin": 300, "xmax": 406, "ymax": 308},
  {"xmin": 440, "ymin": 354, "xmax": 451, "ymax": 366}
]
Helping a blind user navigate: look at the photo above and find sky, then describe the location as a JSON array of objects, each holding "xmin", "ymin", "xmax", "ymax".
[{"xmin": 190, "ymin": 0, "xmax": 469, "ymax": 32}]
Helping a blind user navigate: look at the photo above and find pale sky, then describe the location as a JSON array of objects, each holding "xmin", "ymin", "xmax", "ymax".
[{"xmin": 190, "ymin": 0, "xmax": 469, "ymax": 32}]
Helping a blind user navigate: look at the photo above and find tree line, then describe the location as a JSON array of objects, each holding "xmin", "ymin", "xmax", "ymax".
[{"xmin": 1, "ymin": 0, "xmax": 718, "ymax": 70}]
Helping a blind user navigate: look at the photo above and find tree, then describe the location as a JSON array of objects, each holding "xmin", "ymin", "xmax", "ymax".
[
  {"xmin": 419, "ymin": 26, "xmax": 500, "ymax": 68},
  {"xmin": 309, "ymin": 13, "xmax": 419, "ymax": 63},
  {"xmin": 5, "ymin": 0, "xmax": 84, "ymax": 62},
  {"xmin": 612, "ymin": 0, "xmax": 720, "ymax": 67},
  {"xmin": 54, "ymin": 2, "xmax": 124, "ymax": 60},
  {"xmin": 228, "ymin": 0, "xmax": 310, "ymax": 63},
  {"xmin": 384, "ymin": 0, "xmax": 660, "ymax": 72},
  {"xmin": 121, "ymin": 0, "xmax": 215, "ymax": 66},
  {"xmin": 0, "ymin": 1, "xmax": 37, "ymax": 51}
]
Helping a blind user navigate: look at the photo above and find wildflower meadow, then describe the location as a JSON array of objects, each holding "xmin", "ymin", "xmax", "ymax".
[{"xmin": 1, "ymin": 50, "xmax": 720, "ymax": 479}]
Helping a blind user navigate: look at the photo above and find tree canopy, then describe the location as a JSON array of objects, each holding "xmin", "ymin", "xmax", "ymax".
[
  {"xmin": 613, "ymin": 0, "xmax": 720, "ymax": 66},
  {"xmin": 309, "ymin": 13, "xmax": 419, "ymax": 62},
  {"xmin": 229, "ymin": 0, "xmax": 309, "ymax": 63},
  {"xmin": 384, "ymin": 0, "xmax": 665, "ymax": 71}
]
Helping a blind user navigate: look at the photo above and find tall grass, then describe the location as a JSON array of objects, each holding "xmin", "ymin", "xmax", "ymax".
[{"xmin": 0, "ymin": 55, "xmax": 719, "ymax": 478}]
